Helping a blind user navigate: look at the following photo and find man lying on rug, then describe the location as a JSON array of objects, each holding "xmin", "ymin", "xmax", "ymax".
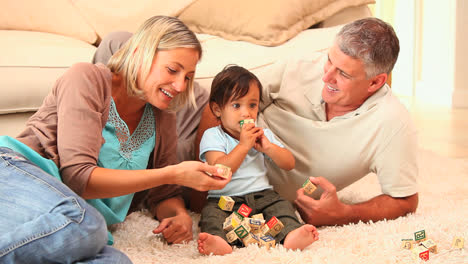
[{"xmin": 196, "ymin": 17, "xmax": 419, "ymax": 227}]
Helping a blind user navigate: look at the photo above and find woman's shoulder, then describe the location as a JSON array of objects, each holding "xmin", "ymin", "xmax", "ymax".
[{"xmin": 65, "ymin": 62, "xmax": 111, "ymax": 80}]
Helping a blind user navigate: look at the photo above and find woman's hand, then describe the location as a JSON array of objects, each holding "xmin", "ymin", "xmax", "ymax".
[{"xmin": 171, "ymin": 161, "xmax": 231, "ymax": 191}]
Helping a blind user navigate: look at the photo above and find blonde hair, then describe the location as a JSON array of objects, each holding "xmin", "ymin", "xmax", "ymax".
[{"xmin": 107, "ymin": 16, "xmax": 202, "ymax": 110}]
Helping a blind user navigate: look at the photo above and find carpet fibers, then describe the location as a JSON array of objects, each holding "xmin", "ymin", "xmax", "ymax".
[{"xmin": 112, "ymin": 149, "xmax": 468, "ymax": 264}]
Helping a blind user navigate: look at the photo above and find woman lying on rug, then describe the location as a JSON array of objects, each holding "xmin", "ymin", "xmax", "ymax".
[
  {"xmin": 0, "ymin": 16, "xmax": 230, "ymax": 263},
  {"xmin": 197, "ymin": 65, "xmax": 319, "ymax": 256}
]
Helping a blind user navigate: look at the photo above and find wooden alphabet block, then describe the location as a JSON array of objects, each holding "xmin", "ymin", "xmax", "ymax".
[
  {"xmin": 218, "ymin": 196, "xmax": 235, "ymax": 211},
  {"xmin": 251, "ymin": 213, "xmax": 264, "ymax": 220},
  {"xmin": 239, "ymin": 119, "xmax": 255, "ymax": 128},
  {"xmin": 248, "ymin": 218, "xmax": 264, "ymax": 232},
  {"xmin": 237, "ymin": 203, "xmax": 252, "ymax": 217},
  {"xmin": 412, "ymin": 245, "xmax": 429, "ymax": 261},
  {"xmin": 265, "ymin": 216, "xmax": 284, "ymax": 237},
  {"xmin": 401, "ymin": 239, "xmax": 414, "ymax": 250},
  {"xmin": 234, "ymin": 225, "xmax": 249, "ymax": 239},
  {"xmin": 214, "ymin": 164, "xmax": 231, "ymax": 179},
  {"xmin": 242, "ymin": 232, "xmax": 260, "ymax": 246},
  {"xmin": 259, "ymin": 235, "xmax": 276, "ymax": 249},
  {"xmin": 452, "ymin": 237, "xmax": 464, "ymax": 249},
  {"xmin": 223, "ymin": 214, "xmax": 240, "ymax": 232},
  {"xmin": 421, "ymin": 239, "xmax": 438, "ymax": 254},
  {"xmin": 226, "ymin": 229, "xmax": 238, "ymax": 244},
  {"xmin": 302, "ymin": 178, "xmax": 317, "ymax": 195},
  {"xmin": 414, "ymin": 229, "xmax": 427, "ymax": 243}
]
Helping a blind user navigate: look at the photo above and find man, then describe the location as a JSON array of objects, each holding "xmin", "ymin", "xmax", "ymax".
[
  {"xmin": 255, "ymin": 17, "xmax": 418, "ymax": 226},
  {"xmin": 195, "ymin": 17, "xmax": 418, "ymax": 226}
]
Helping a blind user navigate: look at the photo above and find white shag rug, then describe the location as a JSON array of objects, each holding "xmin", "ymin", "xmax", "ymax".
[{"xmin": 112, "ymin": 148, "xmax": 468, "ymax": 264}]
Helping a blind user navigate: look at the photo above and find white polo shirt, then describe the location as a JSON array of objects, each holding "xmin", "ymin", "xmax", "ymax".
[{"xmin": 255, "ymin": 53, "xmax": 418, "ymax": 201}]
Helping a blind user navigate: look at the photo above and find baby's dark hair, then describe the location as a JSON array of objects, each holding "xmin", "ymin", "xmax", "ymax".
[{"xmin": 209, "ymin": 65, "xmax": 263, "ymax": 114}]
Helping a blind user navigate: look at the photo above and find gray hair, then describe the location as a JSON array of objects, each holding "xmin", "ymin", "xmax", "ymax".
[
  {"xmin": 107, "ymin": 16, "xmax": 202, "ymax": 110},
  {"xmin": 336, "ymin": 17, "xmax": 399, "ymax": 79}
]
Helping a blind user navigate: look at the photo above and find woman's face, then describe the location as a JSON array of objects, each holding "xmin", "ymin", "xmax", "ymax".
[{"xmin": 139, "ymin": 48, "xmax": 199, "ymax": 109}]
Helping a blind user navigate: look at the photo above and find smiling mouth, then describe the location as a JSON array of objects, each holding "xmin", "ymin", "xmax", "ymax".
[
  {"xmin": 327, "ymin": 85, "xmax": 339, "ymax": 92},
  {"xmin": 160, "ymin": 88, "xmax": 174, "ymax": 98}
]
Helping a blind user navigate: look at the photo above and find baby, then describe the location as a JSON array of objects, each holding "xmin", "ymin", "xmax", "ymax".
[{"xmin": 197, "ymin": 65, "xmax": 318, "ymax": 255}]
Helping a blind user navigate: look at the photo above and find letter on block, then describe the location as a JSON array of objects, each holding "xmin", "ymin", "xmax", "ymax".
[
  {"xmin": 421, "ymin": 239, "xmax": 438, "ymax": 254},
  {"xmin": 412, "ymin": 245, "xmax": 429, "ymax": 261},
  {"xmin": 248, "ymin": 218, "xmax": 264, "ymax": 232},
  {"xmin": 302, "ymin": 178, "xmax": 317, "ymax": 195},
  {"xmin": 401, "ymin": 239, "xmax": 414, "ymax": 250},
  {"xmin": 237, "ymin": 203, "xmax": 252, "ymax": 217},
  {"xmin": 234, "ymin": 225, "xmax": 249, "ymax": 239},
  {"xmin": 452, "ymin": 237, "xmax": 464, "ymax": 249},
  {"xmin": 265, "ymin": 216, "xmax": 284, "ymax": 237},
  {"xmin": 260, "ymin": 235, "xmax": 276, "ymax": 249},
  {"xmin": 226, "ymin": 229, "xmax": 238, "ymax": 244},
  {"xmin": 214, "ymin": 164, "xmax": 231, "ymax": 179},
  {"xmin": 218, "ymin": 196, "xmax": 235, "ymax": 211},
  {"xmin": 414, "ymin": 230, "xmax": 426, "ymax": 243}
]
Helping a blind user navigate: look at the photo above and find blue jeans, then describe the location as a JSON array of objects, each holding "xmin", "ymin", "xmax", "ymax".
[{"xmin": 0, "ymin": 147, "xmax": 132, "ymax": 263}]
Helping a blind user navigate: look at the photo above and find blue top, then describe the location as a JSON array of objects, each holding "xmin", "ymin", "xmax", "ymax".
[
  {"xmin": 87, "ymin": 98, "xmax": 155, "ymax": 244},
  {"xmin": 199, "ymin": 125, "xmax": 284, "ymax": 198}
]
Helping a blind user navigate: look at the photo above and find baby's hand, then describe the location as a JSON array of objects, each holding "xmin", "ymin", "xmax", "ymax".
[
  {"xmin": 254, "ymin": 132, "xmax": 272, "ymax": 153},
  {"xmin": 239, "ymin": 123, "xmax": 262, "ymax": 149}
]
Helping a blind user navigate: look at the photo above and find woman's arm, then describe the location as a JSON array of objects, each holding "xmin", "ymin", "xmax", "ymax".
[{"xmin": 82, "ymin": 162, "xmax": 230, "ymax": 199}]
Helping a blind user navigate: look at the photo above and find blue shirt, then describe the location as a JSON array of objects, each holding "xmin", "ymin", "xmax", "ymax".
[
  {"xmin": 200, "ymin": 125, "xmax": 284, "ymax": 198},
  {"xmin": 86, "ymin": 99, "xmax": 155, "ymax": 244}
]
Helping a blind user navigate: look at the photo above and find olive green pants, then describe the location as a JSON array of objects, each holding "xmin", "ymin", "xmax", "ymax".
[{"xmin": 199, "ymin": 189, "xmax": 302, "ymax": 246}]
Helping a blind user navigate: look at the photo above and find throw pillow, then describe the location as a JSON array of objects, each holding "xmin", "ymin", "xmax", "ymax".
[{"xmin": 178, "ymin": 0, "xmax": 375, "ymax": 46}]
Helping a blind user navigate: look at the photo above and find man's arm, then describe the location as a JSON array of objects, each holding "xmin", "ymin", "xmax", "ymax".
[{"xmin": 295, "ymin": 176, "xmax": 418, "ymax": 226}]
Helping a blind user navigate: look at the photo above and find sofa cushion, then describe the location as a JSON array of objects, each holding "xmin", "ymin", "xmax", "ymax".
[
  {"xmin": 179, "ymin": 0, "xmax": 375, "ymax": 46},
  {"xmin": 74, "ymin": 0, "xmax": 196, "ymax": 39},
  {"xmin": 0, "ymin": 0, "xmax": 97, "ymax": 44},
  {"xmin": 0, "ymin": 30, "xmax": 96, "ymax": 114}
]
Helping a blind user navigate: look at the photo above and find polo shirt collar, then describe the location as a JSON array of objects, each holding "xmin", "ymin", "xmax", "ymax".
[{"xmin": 307, "ymin": 84, "xmax": 390, "ymax": 121}]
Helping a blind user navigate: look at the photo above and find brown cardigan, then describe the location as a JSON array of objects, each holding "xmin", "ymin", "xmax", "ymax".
[{"xmin": 16, "ymin": 62, "xmax": 182, "ymax": 212}]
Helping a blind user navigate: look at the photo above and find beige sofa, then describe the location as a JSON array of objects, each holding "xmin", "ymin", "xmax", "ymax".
[{"xmin": 0, "ymin": 0, "xmax": 373, "ymax": 139}]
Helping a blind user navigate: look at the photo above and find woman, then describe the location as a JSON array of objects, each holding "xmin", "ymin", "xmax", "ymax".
[{"xmin": 0, "ymin": 16, "xmax": 229, "ymax": 263}]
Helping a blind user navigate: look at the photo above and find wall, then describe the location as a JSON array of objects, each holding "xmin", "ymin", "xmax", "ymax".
[{"xmin": 452, "ymin": 0, "xmax": 468, "ymax": 108}]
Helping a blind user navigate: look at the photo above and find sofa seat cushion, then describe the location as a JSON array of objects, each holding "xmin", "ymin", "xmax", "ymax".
[{"xmin": 0, "ymin": 30, "xmax": 96, "ymax": 114}]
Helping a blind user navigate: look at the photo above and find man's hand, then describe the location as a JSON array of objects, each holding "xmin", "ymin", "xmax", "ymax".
[
  {"xmin": 294, "ymin": 176, "xmax": 352, "ymax": 226},
  {"xmin": 152, "ymin": 212, "xmax": 193, "ymax": 244},
  {"xmin": 295, "ymin": 176, "xmax": 419, "ymax": 226}
]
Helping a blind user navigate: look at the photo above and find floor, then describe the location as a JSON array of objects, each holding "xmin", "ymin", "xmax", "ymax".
[{"xmin": 408, "ymin": 101, "xmax": 468, "ymax": 160}]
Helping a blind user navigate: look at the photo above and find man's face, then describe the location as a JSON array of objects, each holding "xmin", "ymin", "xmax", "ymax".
[{"xmin": 321, "ymin": 42, "xmax": 375, "ymax": 112}]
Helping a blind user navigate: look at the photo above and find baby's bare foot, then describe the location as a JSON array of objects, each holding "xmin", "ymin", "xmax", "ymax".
[
  {"xmin": 283, "ymin": 224, "xmax": 319, "ymax": 250},
  {"xmin": 197, "ymin": 232, "xmax": 233, "ymax": 256}
]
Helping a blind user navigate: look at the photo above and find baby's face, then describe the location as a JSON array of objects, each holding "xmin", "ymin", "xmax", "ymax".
[{"xmin": 218, "ymin": 83, "xmax": 260, "ymax": 138}]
